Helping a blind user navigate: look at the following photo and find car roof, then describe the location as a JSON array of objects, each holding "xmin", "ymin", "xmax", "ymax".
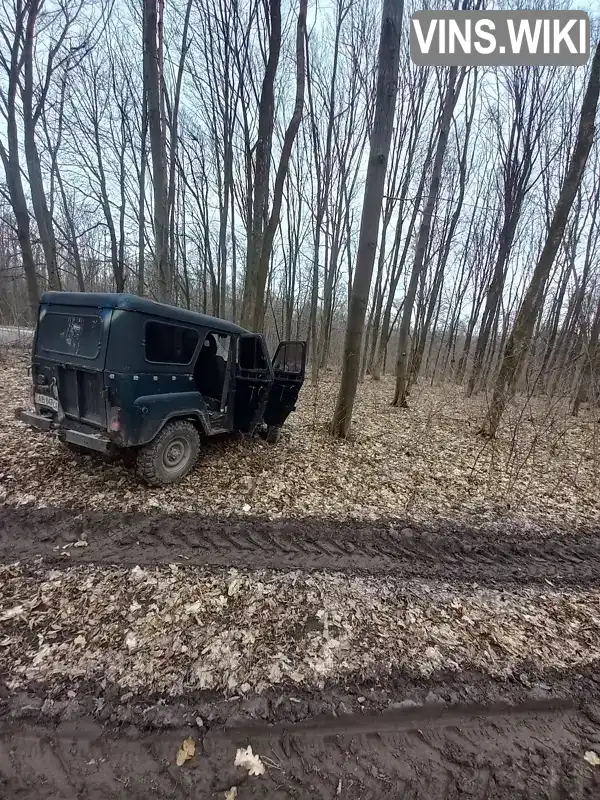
[{"xmin": 40, "ymin": 292, "xmax": 251, "ymax": 335}]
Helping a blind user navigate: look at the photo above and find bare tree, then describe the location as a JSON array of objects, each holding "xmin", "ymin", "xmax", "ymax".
[
  {"xmin": 239, "ymin": 0, "xmax": 282, "ymax": 328},
  {"xmin": 332, "ymin": 0, "xmax": 403, "ymax": 438},
  {"xmin": 41, "ymin": 69, "xmax": 85, "ymax": 291},
  {"xmin": 241, "ymin": 0, "xmax": 307, "ymax": 332},
  {"xmin": 393, "ymin": 64, "xmax": 464, "ymax": 407},
  {"xmin": 466, "ymin": 66, "xmax": 559, "ymax": 394},
  {"xmin": 483, "ymin": 42, "xmax": 600, "ymax": 437},
  {"xmin": 572, "ymin": 297, "xmax": 600, "ymax": 417},
  {"xmin": 0, "ymin": 2, "xmax": 40, "ymax": 313},
  {"xmin": 144, "ymin": 0, "xmax": 170, "ymax": 301}
]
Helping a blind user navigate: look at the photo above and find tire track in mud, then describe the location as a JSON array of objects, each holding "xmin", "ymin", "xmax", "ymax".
[
  {"xmin": 1, "ymin": 507, "xmax": 600, "ymax": 587},
  {"xmin": 2, "ymin": 698, "xmax": 600, "ymax": 798}
]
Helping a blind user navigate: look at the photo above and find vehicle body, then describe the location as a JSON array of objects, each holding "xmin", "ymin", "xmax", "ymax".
[{"xmin": 16, "ymin": 292, "xmax": 306, "ymax": 485}]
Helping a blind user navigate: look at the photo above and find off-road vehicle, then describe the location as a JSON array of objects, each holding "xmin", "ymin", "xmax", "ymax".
[{"xmin": 16, "ymin": 292, "xmax": 306, "ymax": 485}]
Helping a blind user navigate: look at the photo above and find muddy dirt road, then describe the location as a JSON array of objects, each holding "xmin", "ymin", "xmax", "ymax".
[
  {"xmin": 2, "ymin": 505, "xmax": 600, "ymax": 797},
  {"xmin": 3, "ymin": 695, "xmax": 600, "ymax": 799},
  {"xmin": 1, "ymin": 506, "xmax": 600, "ymax": 587}
]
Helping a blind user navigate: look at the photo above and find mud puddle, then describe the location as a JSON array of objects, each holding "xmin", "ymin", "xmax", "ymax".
[{"xmin": 2, "ymin": 694, "xmax": 600, "ymax": 798}]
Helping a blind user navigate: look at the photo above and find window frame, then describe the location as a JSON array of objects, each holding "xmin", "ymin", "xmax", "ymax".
[
  {"xmin": 38, "ymin": 310, "xmax": 103, "ymax": 361},
  {"xmin": 236, "ymin": 333, "xmax": 270, "ymax": 372},
  {"xmin": 272, "ymin": 341, "xmax": 305, "ymax": 375},
  {"xmin": 143, "ymin": 319, "xmax": 200, "ymax": 366}
]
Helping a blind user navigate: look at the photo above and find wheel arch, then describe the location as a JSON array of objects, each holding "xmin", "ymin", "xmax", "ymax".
[{"xmin": 141, "ymin": 410, "xmax": 210, "ymax": 444}]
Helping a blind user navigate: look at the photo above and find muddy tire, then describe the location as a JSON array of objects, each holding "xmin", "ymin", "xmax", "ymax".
[
  {"xmin": 136, "ymin": 420, "xmax": 200, "ymax": 486},
  {"xmin": 266, "ymin": 425, "xmax": 282, "ymax": 444}
]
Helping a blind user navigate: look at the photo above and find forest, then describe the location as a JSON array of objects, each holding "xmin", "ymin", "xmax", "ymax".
[
  {"xmin": 2, "ymin": 4, "xmax": 600, "ymax": 791},
  {"xmin": 1, "ymin": 0, "xmax": 599, "ymax": 437}
]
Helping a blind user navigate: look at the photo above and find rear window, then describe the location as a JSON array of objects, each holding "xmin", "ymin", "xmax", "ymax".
[
  {"xmin": 145, "ymin": 321, "xmax": 199, "ymax": 364},
  {"xmin": 38, "ymin": 312, "xmax": 102, "ymax": 359}
]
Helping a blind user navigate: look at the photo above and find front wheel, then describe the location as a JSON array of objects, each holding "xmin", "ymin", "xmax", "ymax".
[{"xmin": 136, "ymin": 420, "xmax": 200, "ymax": 486}]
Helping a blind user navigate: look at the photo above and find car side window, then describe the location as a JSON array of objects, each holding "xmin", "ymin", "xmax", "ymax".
[
  {"xmin": 145, "ymin": 321, "xmax": 199, "ymax": 364},
  {"xmin": 237, "ymin": 336, "xmax": 268, "ymax": 370},
  {"xmin": 193, "ymin": 331, "xmax": 231, "ymax": 405},
  {"xmin": 273, "ymin": 342, "xmax": 304, "ymax": 374}
]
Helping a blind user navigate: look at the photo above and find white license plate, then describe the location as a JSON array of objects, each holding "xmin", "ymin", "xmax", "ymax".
[{"xmin": 35, "ymin": 393, "xmax": 58, "ymax": 411}]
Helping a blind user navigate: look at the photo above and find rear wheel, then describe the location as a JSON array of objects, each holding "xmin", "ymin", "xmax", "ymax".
[{"xmin": 136, "ymin": 420, "xmax": 200, "ymax": 486}]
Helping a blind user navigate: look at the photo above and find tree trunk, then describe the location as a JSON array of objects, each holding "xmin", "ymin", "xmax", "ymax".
[
  {"xmin": 240, "ymin": 0, "xmax": 282, "ymax": 328},
  {"xmin": 0, "ymin": 0, "xmax": 39, "ymax": 314},
  {"xmin": 410, "ymin": 70, "xmax": 476, "ymax": 386},
  {"xmin": 166, "ymin": 0, "xmax": 193, "ymax": 297},
  {"xmin": 572, "ymin": 299, "xmax": 600, "ymax": 416},
  {"xmin": 393, "ymin": 66, "xmax": 461, "ymax": 407},
  {"xmin": 138, "ymin": 93, "xmax": 148, "ymax": 295},
  {"xmin": 22, "ymin": 0, "xmax": 60, "ymax": 290},
  {"xmin": 0, "ymin": 143, "xmax": 39, "ymax": 314},
  {"xmin": 331, "ymin": 0, "xmax": 403, "ymax": 438},
  {"xmin": 483, "ymin": 42, "xmax": 600, "ymax": 437},
  {"xmin": 371, "ymin": 120, "xmax": 436, "ymax": 381},
  {"xmin": 249, "ymin": 0, "xmax": 307, "ymax": 332},
  {"xmin": 143, "ymin": 0, "xmax": 170, "ymax": 302},
  {"xmin": 230, "ymin": 182, "xmax": 238, "ymax": 321},
  {"xmin": 306, "ymin": 4, "xmax": 344, "ymax": 381}
]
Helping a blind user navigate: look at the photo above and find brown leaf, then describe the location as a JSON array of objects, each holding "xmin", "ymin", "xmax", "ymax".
[{"xmin": 176, "ymin": 736, "xmax": 196, "ymax": 766}]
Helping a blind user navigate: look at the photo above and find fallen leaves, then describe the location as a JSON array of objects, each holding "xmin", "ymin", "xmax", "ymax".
[
  {"xmin": 584, "ymin": 751, "xmax": 600, "ymax": 766},
  {"xmin": 1, "ymin": 350, "xmax": 599, "ymax": 528},
  {"xmin": 234, "ymin": 745, "xmax": 265, "ymax": 777},
  {"xmin": 227, "ymin": 572, "xmax": 242, "ymax": 597},
  {"xmin": 2, "ymin": 562, "xmax": 600, "ymax": 697},
  {"xmin": 175, "ymin": 736, "xmax": 196, "ymax": 766},
  {"xmin": 2, "ymin": 349, "xmax": 600, "ymax": 712},
  {"xmin": 0, "ymin": 605, "xmax": 24, "ymax": 622}
]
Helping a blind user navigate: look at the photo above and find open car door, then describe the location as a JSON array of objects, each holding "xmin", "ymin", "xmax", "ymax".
[
  {"xmin": 233, "ymin": 334, "xmax": 274, "ymax": 433},
  {"xmin": 263, "ymin": 341, "xmax": 306, "ymax": 430}
]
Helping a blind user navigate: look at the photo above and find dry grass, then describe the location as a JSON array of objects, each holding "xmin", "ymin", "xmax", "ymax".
[
  {"xmin": 2, "ymin": 562, "xmax": 600, "ymax": 697},
  {"xmin": 1, "ymin": 350, "xmax": 598, "ymax": 526}
]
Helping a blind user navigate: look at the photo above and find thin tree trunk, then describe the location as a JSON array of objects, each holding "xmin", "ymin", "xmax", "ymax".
[
  {"xmin": 393, "ymin": 66, "xmax": 462, "ymax": 407},
  {"xmin": 572, "ymin": 299, "xmax": 600, "ymax": 416},
  {"xmin": 332, "ymin": 0, "xmax": 403, "ymax": 438},
  {"xmin": 240, "ymin": 0, "xmax": 282, "ymax": 328},
  {"xmin": 371, "ymin": 120, "xmax": 436, "ymax": 381},
  {"xmin": 484, "ymin": 42, "xmax": 600, "ymax": 437},
  {"xmin": 144, "ymin": 0, "xmax": 170, "ymax": 301},
  {"xmin": 22, "ymin": 0, "xmax": 60, "ymax": 290},
  {"xmin": 138, "ymin": 93, "xmax": 148, "ymax": 295},
  {"xmin": 0, "ymin": 0, "xmax": 39, "ymax": 314},
  {"xmin": 230, "ymin": 181, "xmax": 238, "ymax": 321},
  {"xmin": 166, "ymin": 0, "xmax": 193, "ymax": 293},
  {"xmin": 250, "ymin": 0, "xmax": 307, "ymax": 332}
]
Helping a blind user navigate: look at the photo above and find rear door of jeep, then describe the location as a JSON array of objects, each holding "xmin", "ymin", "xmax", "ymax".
[{"xmin": 33, "ymin": 302, "xmax": 111, "ymax": 429}]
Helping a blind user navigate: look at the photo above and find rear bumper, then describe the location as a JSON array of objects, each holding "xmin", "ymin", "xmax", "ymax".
[
  {"xmin": 15, "ymin": 407, "xmax": 110, "ymax": 453},
  {"xmin": 60, "ymin": 428, "xmax": 110, "ymax": 453},
  {"xmin": 15, "ymin": 408, "xmax": 52, "ymax": 431}
]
